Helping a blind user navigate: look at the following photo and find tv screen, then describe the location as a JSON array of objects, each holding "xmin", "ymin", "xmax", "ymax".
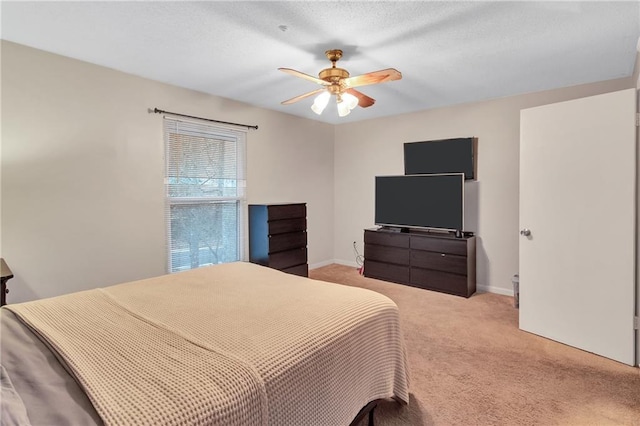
[
  {"xmin": 404, "ymin": 138, "xmax": 476, "ymax": 180},
  {"xmin": 375, "ymin": 173, "xmax": 464, "ymax": 231}
]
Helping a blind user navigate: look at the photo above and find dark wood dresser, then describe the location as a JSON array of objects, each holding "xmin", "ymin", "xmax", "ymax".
[
  {"xmin": 364, "ymin": 228, "xmax": 476, "ymax": 297},
  {"xmin": 248, "ymin": 203, "xmax": 308, "ymax": 277}
]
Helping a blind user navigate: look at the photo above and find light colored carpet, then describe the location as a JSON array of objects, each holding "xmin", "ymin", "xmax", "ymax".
[{"xmin": 310, "ymin": 264, "xmax": 640, "ymax": 426}]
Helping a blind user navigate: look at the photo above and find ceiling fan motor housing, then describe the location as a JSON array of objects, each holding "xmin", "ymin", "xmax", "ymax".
[
  {"xmin": 319, "ymin": 67, "xmax": 350, "ymax": 93},
  {"xmin": 320, "ymin": 48, "xmax": 349, "ymax": 91}
]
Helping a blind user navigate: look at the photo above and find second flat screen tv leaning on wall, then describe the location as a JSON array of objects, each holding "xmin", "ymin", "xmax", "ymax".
[
  {"xmin": 375, "ymin": 173, "xmax": 464, "ymax": 231},
  {"xmin": 404, "ymin": 137, "xmax": 477, "ymax": 180}
]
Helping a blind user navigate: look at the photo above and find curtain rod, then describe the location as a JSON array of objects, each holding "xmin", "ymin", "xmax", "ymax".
[{"xmin": 151, "ymin": 108, "xmax": 258, "ymax": 130}]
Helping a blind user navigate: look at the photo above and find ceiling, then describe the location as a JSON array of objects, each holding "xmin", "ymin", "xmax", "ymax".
[{"xmin": 2, "ymin": 1, "xmax": 639, "ymax": 125}]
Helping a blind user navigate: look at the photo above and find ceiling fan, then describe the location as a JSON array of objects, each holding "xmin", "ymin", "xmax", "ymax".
[{"xmin": 279, "ymin": 49, "xmax": 402, "ymax": 117}]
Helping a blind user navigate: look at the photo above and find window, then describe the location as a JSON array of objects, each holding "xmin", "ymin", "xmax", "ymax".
[{"xmin": 164, "ymin": 118, "xmax": 246, "ymax": 272}]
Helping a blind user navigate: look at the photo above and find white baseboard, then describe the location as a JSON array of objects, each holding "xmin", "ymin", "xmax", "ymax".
[
  {"xmin": 310, "ymin": 259, "xmax": 360, "ymax": 269},
  {"xmin": 477, "ymin": 284, "xmax": 514, "ymax": 296},
  {"xmin": 333, "ymin": 259, "xmax": 360, "ymax": 268},
  {"xmin": 308, "ymin": 259, "xmax": 336, "ymax": 270}
]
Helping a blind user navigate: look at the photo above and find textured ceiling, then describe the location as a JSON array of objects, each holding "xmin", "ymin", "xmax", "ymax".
[{"xmin": 2, "ymin": 1, "xmax": 639, "ymax": 125}]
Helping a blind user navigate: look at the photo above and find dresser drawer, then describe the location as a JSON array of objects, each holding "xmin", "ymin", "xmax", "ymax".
[
  {"xmin": 269, "ymin": 232, "xmax": 307, "ymax": 253},
  {"xmin": 268, "ymin": 218, "xmax": 306, "ymax": 235},
  {"xmin": 281, "ymin": 263, "xmax": 309, "ymax": 277},
  {"xmin": 410, "ymin": 235, "xmax": 467, "ymax": 256},
  {"xmin": 269, "ymin": 247, "xmax": 307, "ymax": 270},
  {"xmin": 410, "ymin": 251, "xmax": 466, "ymax": 275},
  {"xmin": 410, "ymin": 268, "xmax": 470, "ymax": 296},
  {"xmin": 364, "ymin": 260, "xmax": 410, "ymax": 284},
  {"xmin": 267, "ymin": 204, "xmax": 306, "ymax": 221},
  {"xmin": 364, "ymin": 244, "xmax": 409, "ymax": 265},
  {"xmin": 364, "ymin": 230, "xmax": 410, "ymax": 248}
]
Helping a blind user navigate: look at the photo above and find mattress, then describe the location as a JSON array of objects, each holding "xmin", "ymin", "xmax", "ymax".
[{"xmin": 1, "ymin": 261, "xmax": 409, "ymax": 425}]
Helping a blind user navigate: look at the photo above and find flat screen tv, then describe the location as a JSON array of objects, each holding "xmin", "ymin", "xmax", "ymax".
[
  {"xmin": 404, "ymin": 137, "xmax": 476, "ymax": 180},
  {"xmin": 375, "ymin": 173, "xmax": 464, "ymax": 231}
]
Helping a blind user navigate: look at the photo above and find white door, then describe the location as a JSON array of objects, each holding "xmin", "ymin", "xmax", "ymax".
[{"xmin": 519, "ymin": 88, "xmax": 636, "ymax": 365}]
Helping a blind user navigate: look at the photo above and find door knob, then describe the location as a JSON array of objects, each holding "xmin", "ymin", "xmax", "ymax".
[{"xmin": 520, "ymin": 228, "xmax": 531, "ymax": 237}]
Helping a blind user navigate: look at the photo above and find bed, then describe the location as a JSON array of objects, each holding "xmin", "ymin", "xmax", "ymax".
[{"xmin": 1, "ymin": 261, "xmax": 409, "ymax": 425}]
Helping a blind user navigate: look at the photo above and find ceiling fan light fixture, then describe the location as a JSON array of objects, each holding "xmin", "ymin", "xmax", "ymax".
[
  {"xmin": 337, "ymin": 99, "xmax": 351, "ymax": 117},
  {"xmin": 311, "ymin": 91, "xmax": 331, "ymax": 115},
  {"xmin": 342, "ymin": 92, "xmax": 358, "ymax": 110}
]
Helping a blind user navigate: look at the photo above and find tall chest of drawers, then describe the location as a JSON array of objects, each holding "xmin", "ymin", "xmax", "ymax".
[
  {"xmin": 248, "ymin": 203, "xmax": 308, "ymax": 277},
  {"xmin": 364, "ymin": 228, "xmax": 476, "ymax": 297}
]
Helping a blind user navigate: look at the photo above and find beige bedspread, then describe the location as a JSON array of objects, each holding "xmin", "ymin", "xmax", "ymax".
[{"xmin": 7, "ymin": 262, "xmax": 409, "ymax": 425}]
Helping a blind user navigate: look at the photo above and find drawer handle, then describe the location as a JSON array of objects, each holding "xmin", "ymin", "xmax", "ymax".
[{"xmin": 440, "ymin": 253, "xmax": 446, "ymax": 257}]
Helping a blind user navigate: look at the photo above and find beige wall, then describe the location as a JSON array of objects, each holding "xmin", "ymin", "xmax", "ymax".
[
  {"xmin": 1, "ymin": 41, "xmax": 334, "ymax": 302},
  {"xmin": 633, "ymin": 44, "xmax": 640, "ymax": 87},
  {"xmin": 333, "ymin": 77, "xmax": 633, "ymax": 294}
]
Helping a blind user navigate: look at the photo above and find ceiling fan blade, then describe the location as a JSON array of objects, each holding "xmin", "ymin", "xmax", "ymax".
[
  {"xmin": 281, "ymin": 88, "xmax": 326, "ymax": 105},
  {"xmin": 343, "ymin": 68, "xmax": 402, "ymax": 88},
  {"xmin": 278, "ymin": 68, "xmax": 330, "ymax": 86},
  {"xmin": 345, "ymin": 88, "xmax": 376, "ymax": 108}
]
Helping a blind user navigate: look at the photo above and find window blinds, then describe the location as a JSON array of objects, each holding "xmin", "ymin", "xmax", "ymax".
[{"xmin": 164, "ymin": 118, "xmax": 246, "ymax": 272}]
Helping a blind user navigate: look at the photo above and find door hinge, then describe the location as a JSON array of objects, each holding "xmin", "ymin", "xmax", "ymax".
[
  {"xmin": 636, "ymin": 113, "xmax": 639, "ymax": 127},
  {"xmin": 635, "ymin": 316, "xmax": 639, "ymax": 330}
]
